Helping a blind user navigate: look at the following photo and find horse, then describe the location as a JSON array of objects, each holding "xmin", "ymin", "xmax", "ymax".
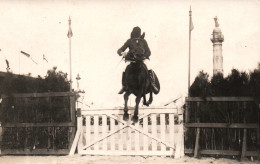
[{"xmin": 122, "ymin": 54, "xmax": 159, "ymax": 123}]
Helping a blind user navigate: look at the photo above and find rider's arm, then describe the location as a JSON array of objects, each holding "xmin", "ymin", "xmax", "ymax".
[
  {"xmin": 117, "ymin": 39, "xmax": 130, "ymax": 56},
  {"xmin": 144, "ymin": 39, "xmax": 151, "ymax": 59}
]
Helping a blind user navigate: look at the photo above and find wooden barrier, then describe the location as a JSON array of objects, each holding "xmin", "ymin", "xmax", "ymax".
[
  {"xmin": 0, "ymin": 92, "xmax": 77, "ymax": 155},
  {"xmin": 185, "ymin": 97, "xmax": 260, "ymax": 159},
  {"xmin": 70, "ymin": 107, "xmax": 184, "ymax": 157}
]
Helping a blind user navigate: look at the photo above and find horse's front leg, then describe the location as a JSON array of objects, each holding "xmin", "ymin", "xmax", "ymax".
[
  {"xmin": 123, "ymin": 92, "xmax": 130, "ymax": 121},
  {"xmin": 132, "ymin": 95, "xmax": 141, "ymax": 123}
]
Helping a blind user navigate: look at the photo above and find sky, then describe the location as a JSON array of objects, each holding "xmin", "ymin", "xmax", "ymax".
[{"xmin": 0, "ymin": 0, "xmax": 259, "ymax": 108}]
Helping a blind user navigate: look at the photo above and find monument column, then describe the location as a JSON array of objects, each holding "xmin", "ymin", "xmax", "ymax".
[{"xmin": 211, "ymin": 17, "xmax": 224, "ymax": 75}]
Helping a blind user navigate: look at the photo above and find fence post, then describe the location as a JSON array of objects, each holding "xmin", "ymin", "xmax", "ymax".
[
  {"xmin": 184, "ymin": 98, "xmax": 190, "ymax": 152},
  {"xmin": 257, "ymin": 102, "xmax": 260, "ymax": 154},
  {"xmin": 69, "ymin": 94, "xmax": 76, "ymax": 151},
  {"xmin": 77, "ymin": 108, "xmax": 83, "ymax": 154},
  {"xmin": 185, "ymin": 98, "xmax": 190, "ymax": 123},
  {"xmin": 194, "ymin": 102, "xmax": 200, "ymax": 158},
  {"xmin": 241, "ymin": 102, "xmax": 247, "ymax": 161}
]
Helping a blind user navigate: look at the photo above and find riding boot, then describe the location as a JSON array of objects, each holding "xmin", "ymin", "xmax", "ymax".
[
  {"xmin": 151, "ymin": 82, "xmax": 159, "ymax": 94},
  {"xmin": 149, "ymin": 70, "xmax": 159, "ymax": 94},
  {"xmin": 118, "ymin": 72, "xmax": 126, "ymax": 94}
]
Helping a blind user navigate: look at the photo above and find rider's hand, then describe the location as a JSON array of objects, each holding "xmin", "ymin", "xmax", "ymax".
[{"xmin": 121, "ymin": 52, "xmax": 127, "ymax": 57}]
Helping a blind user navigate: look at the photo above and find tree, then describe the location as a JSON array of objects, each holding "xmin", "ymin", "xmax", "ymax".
[{"xmin": 189, "ymin": 71, "xmax": 211, "ymax": 97}]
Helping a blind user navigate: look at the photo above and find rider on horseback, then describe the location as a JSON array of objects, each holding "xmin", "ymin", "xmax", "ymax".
[{"xmin": 117, "ymin": 26, "xmax": 159, "ymax": 94}]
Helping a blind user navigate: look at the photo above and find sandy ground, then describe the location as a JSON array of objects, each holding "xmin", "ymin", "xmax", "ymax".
[{"xmin": 0, "ymin": 155, "xmax": 259, "ymax": 164}]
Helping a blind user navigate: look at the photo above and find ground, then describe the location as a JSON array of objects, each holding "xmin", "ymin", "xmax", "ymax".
[{"xmin": 0, "ymin": 155, "xmax": 259, "ymax": 164}]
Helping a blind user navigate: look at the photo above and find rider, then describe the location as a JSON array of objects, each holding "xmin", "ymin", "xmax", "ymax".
[{"xmin": 117, "ymin": 26, "xmax": 159, "ymax": 94}]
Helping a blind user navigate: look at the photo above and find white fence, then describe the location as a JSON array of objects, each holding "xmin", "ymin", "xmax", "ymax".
[{"xmin": 70, "ymin": 107, "xmax": 184, "ymax": 157}]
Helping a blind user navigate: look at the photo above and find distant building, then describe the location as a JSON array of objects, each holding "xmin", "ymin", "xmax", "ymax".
[{"xmin": 211, "ymin": 16, "xmax": 224, "ymax": 75}]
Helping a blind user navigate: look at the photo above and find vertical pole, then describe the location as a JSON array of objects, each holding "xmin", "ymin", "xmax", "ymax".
[
  {"xmin": 77, "ymin": 108, "xmax": 83, "ymax": 154},
  {"xmin": 257, "ymin": 103, "xmax": 260, "ymax": 154},
  {"xmin": 241, "ymin": 102, "xmax": 247, "ymax": 160},
  {"xmin": 68, "ymin": 16, "xmax": 73, "ymax": 92},
  {"xmin": 194, "ymin": 102, "xmax": 200, "ymax": 158},
  {"xmin": 69, "ymin": 37, "xmax": 72, "ymax": 92},
  {"xmin": 19, "ymin": 53, "xmax": 20, "ymax": 75},
  {"xmin": 188, "ymin": 6, "xmax": 193, "ymax": 96}
]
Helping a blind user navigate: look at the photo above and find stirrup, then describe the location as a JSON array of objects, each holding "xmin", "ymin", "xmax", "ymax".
[{"xmin": 152, "ymin": 84, "xmax": 159, "ymax": 94}]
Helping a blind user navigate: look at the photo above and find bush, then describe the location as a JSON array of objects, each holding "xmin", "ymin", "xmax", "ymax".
[
  {"xmin": 0, "ymin": 67, "xmax": 70, "ymax": 95},
  {"xmin": 190, "ymin": 63, "xmax": 260, "ymax": 98}
]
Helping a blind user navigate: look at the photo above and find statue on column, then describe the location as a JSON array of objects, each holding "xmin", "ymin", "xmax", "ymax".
[{"xmin": 214, "ymin": 16, "xmax": 219, "ymax": 27}]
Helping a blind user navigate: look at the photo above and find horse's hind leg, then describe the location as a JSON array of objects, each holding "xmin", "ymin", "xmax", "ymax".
[
  {"xmin": 123, "ymin": 92, "xmax": 130, "ymax": 121},
  {"xmin": 132, "ymin": 96, "xmax": 141, "ymax": 123},
  {"xmin": 142, "ymin": 95, "xmax": 149, "ymax": 106},
  {"xmin": 147, "ymin": 92, "xmax": 153, "ymax": 105}
]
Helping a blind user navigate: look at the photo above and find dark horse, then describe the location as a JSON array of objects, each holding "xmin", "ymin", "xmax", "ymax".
[{"xmin": 123, "ymin": 55, "xmax": 160, "ymax": 123}]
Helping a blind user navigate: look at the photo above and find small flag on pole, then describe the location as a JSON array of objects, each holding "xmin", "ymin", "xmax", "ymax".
[
  {"xmin": 20, "ymin": 51, "xmax": 38, "ymax": 64},
  {"xmin": 5, "ymin": 59, "xmax": 10, "ymax": 71},
  {"xmin": 21, "ymin": 51, "xmax": 30, "ymax": 57},
  {"xmin": 67, "ymin": 17, "xmax": 73, "ymax": 38},
  {"xmin": 189, "ymin": 7, "xmax": 194, "ymax": 31},
  {"xmin": 43, "ymin": 54, "xmax": 48, "ymax": 62}
]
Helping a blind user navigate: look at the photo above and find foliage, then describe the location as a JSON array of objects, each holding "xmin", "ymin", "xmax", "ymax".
[
  {"xmin": 189, "ymin": 64, "xmax": 260, "ymax": 98},
  {"xmin": 0, "ymin": 67, "xmax": 69, "ymax": 95}
]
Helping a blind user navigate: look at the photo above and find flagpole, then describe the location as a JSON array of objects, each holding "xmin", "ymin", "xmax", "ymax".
[
  {"xmin": 68, "ymin": 17, "xmax": 72, "ymax": 92},
  {"xmin": 69, "ymin": 36, "xmax": 72, "ymax": 92},
  {"xmin": 19, "ymin": 52, "xmax": 20, "ymax": 75},
  {"xmin": 188, "ymin": 6, "xmax": 192, "ymax": 97}
]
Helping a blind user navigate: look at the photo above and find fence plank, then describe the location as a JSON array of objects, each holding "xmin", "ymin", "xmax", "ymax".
[
  {"xmin": 118, "ymin": 116, "xmax": 123, "ymax": 151},
  {"xmin": 186, "ymin": 97, "xmax": 255, "ymax": 102},
  {"xmin": 127, "ymin": 126, "xmax": 131, "ymax": 151},
  {"xmin": 110, "ymin": 116, "xmax": 115, "ymax": 151},
  {"xmin": 143, "ymin": 116, "xmax": 148, "ymax": 151},
  {"xmin": 85, "ymin": 116, "xmax": 91, "ymax": 149},
  {"xmin": 102, "ymin": 115, "xmax": 107, "ymax": 151},
  {"xmin": 160, "ymin": 114, "xmax": 166, "ymax": 151},
  {"xmin": 151, "ymin": 114, "xmax": 157, "ymax": 151},
  {"xmin": 94, "ymin": 115, "xmax": 99, "ymax": 150},
  {"xmin": 185, "ymin": 123, "xmax": 258, "ymax": 129},
  {"xmin": 1, "ymin": 92, "xmax": 74, "ymax": 98},
  {"xmin": 169, "ymin": 114, "xmax": 174, "ymax": 147},
  {"xmin": 185, "ymin": 149, "xmax": 259, "ymax": 156},
  {"xmin": 135, "ymin": 122, "xmax": 140, "ymax": 151}
]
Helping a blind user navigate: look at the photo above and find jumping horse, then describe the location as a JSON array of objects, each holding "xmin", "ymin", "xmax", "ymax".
[{"xmin": 123, "ymin": 54, "xmax": 160, "ymax": 123}]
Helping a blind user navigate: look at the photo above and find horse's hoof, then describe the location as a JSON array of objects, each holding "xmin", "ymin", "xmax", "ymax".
[
  {"xmin": 132, "ymin": 115, "xmax": 138, "ymax": 123},
  {"xmin": 123, "ymin": 113, "xmax": 129, "ymax": 121}
]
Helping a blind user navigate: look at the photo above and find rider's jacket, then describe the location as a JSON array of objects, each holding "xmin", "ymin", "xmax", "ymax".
[{"xmin": 117, "ymin": 38, "xmax": 151, "ymax": 61}]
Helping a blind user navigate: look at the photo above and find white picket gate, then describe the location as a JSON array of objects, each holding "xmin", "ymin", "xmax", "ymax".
[{"xmin": 70, "ymin": 107, "xmax": 184, "ymax": 157}]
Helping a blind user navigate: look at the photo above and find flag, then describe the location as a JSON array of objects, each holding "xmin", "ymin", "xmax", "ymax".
[
  {"xmin": 20, "ymin": 51, "xmax": 38, "ymax": 64},
  {"xmin": 67, "ymin": 17, "xmax": 73, "ymax": 38},
  {"xmin": 190, "ymin": 16, "xmax": 194, "ymax": 31},
  {"xmin": 67, "ymin": 27, "xmax": 73, "ymax": 38},
  {"xmin": 5, "ymin": 59, "xmax": 10, "ymax": 71},
  {"xmin": 43, "ymin": 54, "xmax": 48, "ymax": 62},
  {"xmin": 21, "ymin": 51, "xmax": 30, "ymax": 57},
  {"xmin": 189, "ymin": 7, "xmax": 194, "ymax": 31}
]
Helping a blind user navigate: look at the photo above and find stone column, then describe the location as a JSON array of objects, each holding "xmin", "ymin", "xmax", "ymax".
[{"xmin": 211, "ymin": 17, "xmax": 224, "ymax": 75}]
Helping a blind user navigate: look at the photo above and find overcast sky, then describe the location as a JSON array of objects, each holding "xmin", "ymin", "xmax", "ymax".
[{"xmin": 0, "ymin": 0, "xmax": 259, "ymax": 108}]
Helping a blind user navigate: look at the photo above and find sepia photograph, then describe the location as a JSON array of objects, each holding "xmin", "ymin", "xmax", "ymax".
[{"xmin": 0, "ymin": 0, "xmax": 259, "ymax": 163}]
